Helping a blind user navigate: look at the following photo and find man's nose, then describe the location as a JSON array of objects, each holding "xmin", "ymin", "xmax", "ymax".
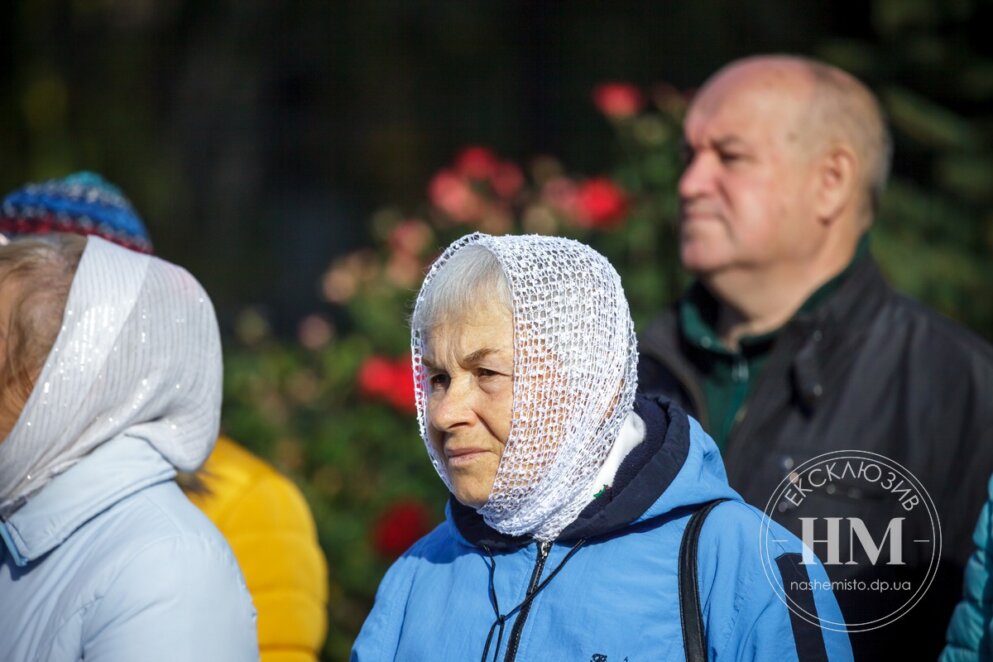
[{"xmin": 678, "ymin": 151, "xmax": 713, "ymax": 201}]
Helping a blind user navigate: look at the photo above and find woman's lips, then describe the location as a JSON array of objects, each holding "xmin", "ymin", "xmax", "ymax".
[{"xmin": 445, "ymin": 447, "xmax": 489, "ymax": 467}]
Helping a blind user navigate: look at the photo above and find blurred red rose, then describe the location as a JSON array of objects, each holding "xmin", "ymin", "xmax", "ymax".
[
  {"xmin": 576, "ymin": 178, "xmax": 629, "ymax": 229},
  {"xmin": 388, "ymin": 219, "xmax": 433, "ymax": 257},
  {"xmin": 429, "ymin": 169, "xmax": 480, "ymax": 222},
  {"xmin": 385, "ymin": 253, "xmax": 421, "ymax": 288},
  {"xmin": 541, "ymin": 176, "xmax": 579, "ymax": 217},
  {"xmin": 592, "ymin": 82, "xmax": 644, "ymax": 118},
  {"xmin": 357, "ymin": 357, "xmax": 396, "ymax": 400},
  {"xmin": 372, "ymin": 501, "xmax": 434, "ymax": 558},
  {"xmin": 491, "ymin": 162, "xmax": 524, "ymax": 200},
  {"xmin": 357, "ymin": 355, "xmax": 417, "ymax": 413},
  {"xmin": 385, "ymin": 356, "xmax": 417, "ymax": 413},
  {"xmin": 455, "ymin": 146, "xmax": 500, "ymax": 180},
  {"xmin": 297, "ymin": 314, "xmax": 334, "ymax": 351}
]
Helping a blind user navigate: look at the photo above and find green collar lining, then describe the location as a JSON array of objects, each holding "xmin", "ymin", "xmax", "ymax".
[{"xmin": 679, "ymin": 235, "xmax": 870, "ymax": 356}]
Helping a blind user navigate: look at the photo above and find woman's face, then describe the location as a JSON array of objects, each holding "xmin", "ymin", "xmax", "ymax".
[{"xmin": 423, "ymin": 299, "xmax": 514, "ymax": 509}]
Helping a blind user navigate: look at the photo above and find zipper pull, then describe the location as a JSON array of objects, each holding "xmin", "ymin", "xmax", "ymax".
[{"xmin": 538, "ymin": 540, "xmax": 551, "ymax": 560}]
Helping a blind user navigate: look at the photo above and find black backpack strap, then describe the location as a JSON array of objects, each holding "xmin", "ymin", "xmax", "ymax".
[{"xmin": 679, "ymin": 498, "xmax": 730, "ymax": 662}]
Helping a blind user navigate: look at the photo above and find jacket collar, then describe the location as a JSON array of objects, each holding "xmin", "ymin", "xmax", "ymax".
[
  {"xmin": 790, "ymin": 250, "xmax": 888, "ymax": 336},
  {"xmin": 449, "ymin": 395, "xmax": 696, "ymax": 550},
  {"xmin": 781, "ymin": 255, "xmax": 890, "ymax": 414},
  {"xmin": 0, "ymin": 435, "xmax": 175, "ymax": 567},
  {"xmin": 640, "ymin": 253, "xmax": 891, "ymax": 416},
  {"xmin": 678, "ymin": 235, "xmax": 872, "ymax": 356}
]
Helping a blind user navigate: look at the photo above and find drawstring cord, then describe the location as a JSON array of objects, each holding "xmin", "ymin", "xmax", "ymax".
[
  {"xmin": 479, "ymin": 539, "xmax": 587, "ymax": 662},
  {"xmin": 481, "ymin": 545, "xmax": 507, "ymax": 662}
]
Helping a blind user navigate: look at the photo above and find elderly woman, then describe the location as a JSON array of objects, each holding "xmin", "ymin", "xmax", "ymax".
[
  {"xmin": 0, "ymin": 234, "xmax": 257, "ymax": 661},
  {"xmin": 353, "ymin": 233, "xmax": 852, "ymax": 661}
]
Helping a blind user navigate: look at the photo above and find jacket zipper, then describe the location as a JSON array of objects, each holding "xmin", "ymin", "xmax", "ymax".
[
  {"xmin": 724, "ymin": 325, "xmax": 809, "ymax": 455},
  {"xmin": 503, "ymin": 541, "xmax": 551, "ymax": 662}
]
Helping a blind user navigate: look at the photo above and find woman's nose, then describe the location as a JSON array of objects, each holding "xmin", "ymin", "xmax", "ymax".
[{"xmin": 428, "ymin": 378, "xmax": 473, "ymax": 432}]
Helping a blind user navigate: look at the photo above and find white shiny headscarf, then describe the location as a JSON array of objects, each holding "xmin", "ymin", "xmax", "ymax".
[
  {"xmin": 0, "ymin": 236, "xmax": 222, "ymax": 516},
  {"xmin": 412, "ymin": 233, "xmax": 638, "ymax": 541}
]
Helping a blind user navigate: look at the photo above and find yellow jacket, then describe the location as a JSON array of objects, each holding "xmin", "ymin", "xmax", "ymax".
[{"xmin": 185, "ymin": 437, "xmax": 328, "ymax": 662}]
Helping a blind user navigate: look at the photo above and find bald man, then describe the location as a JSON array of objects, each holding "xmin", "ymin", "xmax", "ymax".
[{"xmin": 639, "ymin": 55, "xmax": 993, "ymax": 659}]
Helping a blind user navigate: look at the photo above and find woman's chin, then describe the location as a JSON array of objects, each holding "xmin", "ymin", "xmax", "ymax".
[{"xmin": 452, "ymin": 485, "xmax": 491, "ymax": 510}]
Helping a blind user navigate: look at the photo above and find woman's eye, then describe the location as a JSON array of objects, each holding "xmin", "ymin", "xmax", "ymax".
[
  {"xmin": 719, "ymin": 151, "xmax": 743, "ymax": 164},
  {"xmin": 429, "ymin": 374, "xmax": 449, "ymax": 389},
  {"xmin": 477, "ymin": 368, "xmax": 498, "ymax": 378}
]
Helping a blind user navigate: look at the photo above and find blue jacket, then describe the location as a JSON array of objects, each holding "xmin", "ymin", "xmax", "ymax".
[
  {"xmin": 353, "ymin": 397, "xmax": 853, "ymax": 661},
  {"xmin": 0, "ymin": 435, "xmax": 259, "ymax": 662},
  {"xmin": 942, "ymin": 474, "xmax": 993, "ymax": 662}
]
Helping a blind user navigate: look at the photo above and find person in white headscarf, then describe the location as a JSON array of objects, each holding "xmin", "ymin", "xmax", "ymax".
[
  {"xmin": 352, "ymin": 232, "xmax": 853, "ymax": 662},
  {"xmin": 0, "ymin": 234, "xmax": 257, "ymax": 662}
]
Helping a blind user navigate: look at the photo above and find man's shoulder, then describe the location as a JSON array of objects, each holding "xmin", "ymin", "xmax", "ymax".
[
  {"xmin": 882, "ymin": 291, "xmax": 993, "ymax": 364},
  {"xmin": 637, "ymin": 304, "xmax": 683, "ymax": 378},
  {"xmin": 811, "ymin": 259, "xmax": 992, "ymax": 379},
  {"xmin": 636, "ymin": 303, "xmax": 700, "ymax": 408},
  {"xmin": 640, "ymin": 303, "xmax": 681, "ymax": 349},
  {"xmin": 876, "ymin": 290, "xmax": 993, "ymax": 379}
]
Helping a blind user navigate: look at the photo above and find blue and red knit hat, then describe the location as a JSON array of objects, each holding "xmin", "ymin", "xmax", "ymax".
[{"xmin": 0, "ymin": 172, "xmax": 153, "ymax": 254}]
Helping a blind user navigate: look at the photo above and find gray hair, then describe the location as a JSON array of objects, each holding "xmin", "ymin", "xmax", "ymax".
[
  {"xmin": 410, "ymin": 244, "xmax": 512, "ymax": 332},
  {"xmin": 804, "ymin": 59, "xmax": 892, "ymax": 217}
]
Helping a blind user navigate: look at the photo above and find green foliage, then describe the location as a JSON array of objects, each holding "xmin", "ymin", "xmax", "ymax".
[
  {"xmin": 223, "ymin": 333, "xmax": 441, "ymax": 661},
  {"xmin": 819, "ymin": 0, "xmax": 993, "ymax": 339}
]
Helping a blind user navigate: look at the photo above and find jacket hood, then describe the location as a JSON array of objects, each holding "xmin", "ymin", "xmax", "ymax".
[
  {"xmin": 0, "ymin": 237, "xmax": 222, "ymax": 516},
  {"xmin": 449, "ymin": 395, "xmax": 740, "ymax": 548}
]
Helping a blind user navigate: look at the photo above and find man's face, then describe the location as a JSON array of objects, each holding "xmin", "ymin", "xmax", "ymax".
[
  {"xmin": 678, "ymin": 70, "xmax": 820, "ymax": 276},
  {"xmin": 423, "ymin": 299, "xmax": 514, "ymax": 509}
]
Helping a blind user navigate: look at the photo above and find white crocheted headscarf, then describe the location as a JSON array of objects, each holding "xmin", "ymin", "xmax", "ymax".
[
  {"xmin": 412, "ymin": 233, "xmax": 638, "ymax": 541},
  {"xmin": 0, "ymin": 236, "xmax": 222, "ymax": 516}
]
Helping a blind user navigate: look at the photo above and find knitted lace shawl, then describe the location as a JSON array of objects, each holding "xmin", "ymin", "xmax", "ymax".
[{"xmin": 412, "ymin": 233, "xmax": 638, "ymax": 541}]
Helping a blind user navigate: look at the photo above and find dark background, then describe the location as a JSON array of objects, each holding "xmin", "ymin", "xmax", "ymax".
[{"xmin": 9, "ymin": 1, "xmax": 984, "ymax": 337}]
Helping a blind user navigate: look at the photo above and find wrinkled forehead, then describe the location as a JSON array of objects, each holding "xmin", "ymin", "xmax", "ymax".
[
  {"xmin": 686, "ymin": 64, "xmax": 816, "ymax": 144},
  {"xmin": 422, "ymin": 298, "xmax": 515, "ymax": 364}
]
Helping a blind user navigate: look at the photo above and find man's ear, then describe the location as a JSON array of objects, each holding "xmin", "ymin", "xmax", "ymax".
[{"xmin": 814, "ymin": 145, "xmax": 858, "ymax": 224}]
